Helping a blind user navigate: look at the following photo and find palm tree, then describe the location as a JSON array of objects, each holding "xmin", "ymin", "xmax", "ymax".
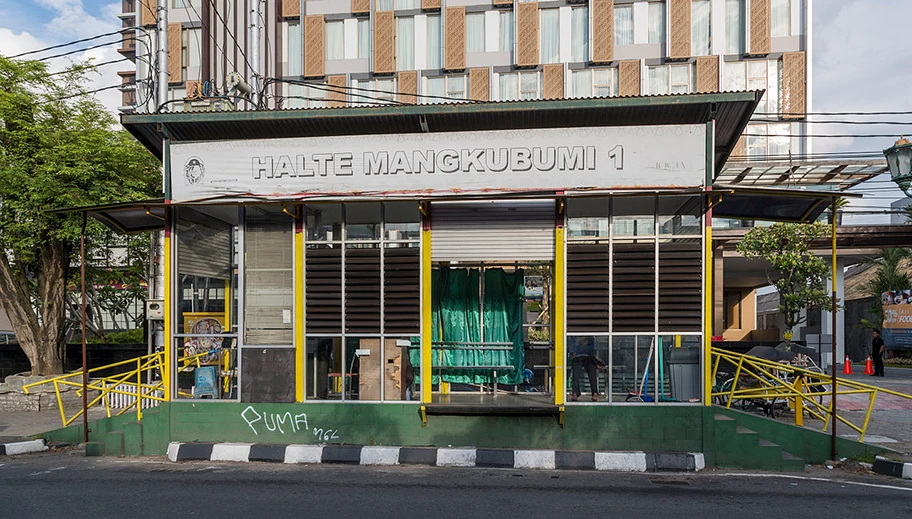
[{"xmin": 860, "ymin": 248, "xmax": 912, "ymax": 330}]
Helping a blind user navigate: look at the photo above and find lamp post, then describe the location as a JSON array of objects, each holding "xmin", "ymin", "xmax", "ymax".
[{"xmin": 883, "ymin": 136, "xmax": 912, "ymax": 197}]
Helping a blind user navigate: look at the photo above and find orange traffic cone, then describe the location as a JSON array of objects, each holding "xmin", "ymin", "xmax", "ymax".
[
  {"xmin": 864, "ymin": 356, "xmax": 875, "ymax": 375},
  {"xmin": 842, "ymin": 355, "xmax": 853, "ymax": 375}
]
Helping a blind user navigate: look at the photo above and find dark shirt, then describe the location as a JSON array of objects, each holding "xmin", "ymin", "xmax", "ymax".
[{"xmin": 872, "ymin": 336, "xmax": 885, "ymax": 355}]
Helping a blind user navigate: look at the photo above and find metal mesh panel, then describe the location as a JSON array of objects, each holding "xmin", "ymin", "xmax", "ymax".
[
  {"xmin": 374, "ymin": 11, "xmax": 396, "ymax": 73},
  {"xmin": 516, "ymin": 3, "xmax": 539, "ymax": 67},
  {"xmin": 384, "ymin": 248, "xmax": 420, "ymax": 335},
  {"xmin": 567, "ymin": 243, "xmax": 610, "ymax": 333},
  {"xmin": 695, "ymin": 56, "xmax": 719, "ymax": 93},
  {"xmin": 345, "ymin": 248, "xmax": 381, "ymax": 334},
  {"xmin": 591, "ymin": 0, "xmax": 614, "ymax": 64},
  {"xmin": 750, "ymin": 0, "xmax": 771, "ymax": 55},
  {"xmin": 542, "ymin": 64, "xmax": 564, "ymax": 99},
  {"xmin": 669, "ymin": 0, "xmax": 691, "ymax": 59},
  {"xmin": 168, "ymin": 23, "xmax": 182, "ymax": 84},
  {"xmin": 327, "ymin": 75, "xmax": 347, "ymax": 107},
  {"xmin": 304, "ymin": 15, "xmax": 325, "ymax": 78},
  {"xmin": 444, "ymin": 7, "xmax": 466, "ymax": 70},
  {"xmin": 612, "ymin": 242, "xmax": 656, "ymax": 332},
  {"xmin": 781, "ymin": 51, "xmax": 806, "ymax": 119},
  {"xmin": 140, "ymin": 0, "xmax": 156, "ymax": 27},
  {"xmin": 618, "ymin": 60, "xmax": 641, "ymax": 97},
  {"xmin": 282, "ymin": 0, "xmax": 300, "ymax": 18},
  {"xmin": 398, "ymin": 71, "xmax": 418, "ymax": 104},
  {"xmin": 469, "ymin": 67, "xmax": 490, "ymax": 102},
  {"xmin": 422, "ymin": 0, "xmax": 441, "ymax": 9},
  {"xmin": 658, "ymin": 241, "xmax": 702, "ymax": 332},
  {"xmin": 352, "ymin": 0, "xmax": 370, "ymax": 14},
  {"xmin": 305, "ymin": 248, "xmax": 342, "ymax": 334}
]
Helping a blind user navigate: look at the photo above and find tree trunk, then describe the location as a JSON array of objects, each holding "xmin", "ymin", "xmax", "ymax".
[{"xmin": 0, "ymin": 238, "xmax": 70, "ymax": 375}]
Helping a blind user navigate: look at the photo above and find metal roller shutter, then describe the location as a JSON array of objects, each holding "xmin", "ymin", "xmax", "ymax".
[{"xmin": 431, "ymin": 200, "xmax": 555, "ymax": 263}]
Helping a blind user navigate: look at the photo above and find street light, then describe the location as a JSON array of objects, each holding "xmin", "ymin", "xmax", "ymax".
[{"xmin": 883, "ymin": 136, "xmax": 912, "ymax": 197}]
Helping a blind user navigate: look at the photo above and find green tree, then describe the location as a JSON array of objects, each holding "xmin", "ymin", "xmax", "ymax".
[
  {"xmin": 0, "ymin": 56, "xmax": 160, "ymax": 374},
  {"xmin": 735, "ymin": 222, "xmax": 836, "ymax": 339},
  {"xmin": 860, "ymin": 248, "xmax": 911, "ymax": 330}
]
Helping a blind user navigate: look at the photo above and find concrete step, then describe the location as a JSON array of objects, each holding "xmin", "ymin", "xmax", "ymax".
[
  {"xmin": 103, "ymin": 431, "xmax": 124, "ymax": 457},
  {"xmin": 123, "ymin": 421, "xmax": 143, "ymax": 457},
  {"xmin": 780, "ymin": 450, "xmax": 807, "ymax": 472}
]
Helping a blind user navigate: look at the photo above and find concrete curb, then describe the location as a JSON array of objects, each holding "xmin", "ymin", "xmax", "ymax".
[
  {"xmin": 166, "ymin": 442, "xmax": 704, "ymax": 473},
  {"xmin": 0, "ymin": 439, "xmax": 48, "ymax": 456},
  {"xmin": 872, "ymin": 456, "xmax": 912, "ymax": 480}
]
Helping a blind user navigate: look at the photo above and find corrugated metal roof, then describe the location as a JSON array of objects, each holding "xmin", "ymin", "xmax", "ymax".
[
  {"xmin": 717, "ymin": 160, "xmax": 888, "ymax": 191},
  {"xmin": 121, "ymin": 91, "xmax": 762, "ymax": 177}
]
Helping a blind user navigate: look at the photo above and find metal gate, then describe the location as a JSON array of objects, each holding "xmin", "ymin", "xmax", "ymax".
[{"xmin": 430, "ymin": 200, "xmax": 555, "ymax": 262}]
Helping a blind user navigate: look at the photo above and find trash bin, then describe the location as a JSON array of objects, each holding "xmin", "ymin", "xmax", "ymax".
[{"xmin": 668, "ymin": 347, "xmax": 700, "ymax": 401}]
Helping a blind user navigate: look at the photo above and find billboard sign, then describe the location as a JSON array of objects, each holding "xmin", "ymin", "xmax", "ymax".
[
  {"xmin": 169, "ymin": 124, "xmax": 707, "ymax": 202},
  {"xmin": 882, "ymin": 290, "xmax": 912, "ymax": 349}
]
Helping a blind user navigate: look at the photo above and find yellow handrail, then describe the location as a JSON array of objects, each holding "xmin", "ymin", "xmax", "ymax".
[
  {"xmin": 711, "ymin": 347, "xmax": 912, "ymax": 441},
  {"xmin": 21, "ymin": 351, "xmax": 211, "ymax": 428}
]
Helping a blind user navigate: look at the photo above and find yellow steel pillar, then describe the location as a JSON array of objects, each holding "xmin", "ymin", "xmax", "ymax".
[
  {"xmin": 163, "ymin": 208, "xmax": 172, "ymax": 402},
  {"xmin": 420, "ymin": 203, "xmax": 433, "ymax": 404},
  {"xmin": 294, "ymin": 209, "xmax": 305, "ymax": 402},
  {"xmin": 554, "ymin": 200, "xmax": 566, "ymax": 406}
]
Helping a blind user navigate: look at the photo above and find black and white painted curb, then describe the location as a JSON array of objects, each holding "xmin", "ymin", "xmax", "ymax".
[
  {"xmin": 167, "ymin": 442, "xmax": 705, "ymax": 472},
  {"xmin": 0, "ymin": 439, "xmax": 48, "ymax": 456},
  {"xmin": 872, "ymin": 456, "xmax": 912, "ymax": 480}
]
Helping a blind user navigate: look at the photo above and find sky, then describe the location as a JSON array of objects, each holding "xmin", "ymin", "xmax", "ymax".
[{"xmin": 0, "ymin": 0, "xmax": 911, "ymax": 222}]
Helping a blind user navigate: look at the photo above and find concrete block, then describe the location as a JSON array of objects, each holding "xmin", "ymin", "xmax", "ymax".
[
  {"xmin": 653, "ymin": 452, "xmax": 696, "ymax": 472},
  {"xmin": 322, "ymin": 445, "xmax": 362, "ymax": 464},
  {"xmin": 437, "ymin": 448, "xmax": 476, "ymax": 467},
  {"xmin": 211, "ymin": 443, "xmax": 253, "ymax": 462},
  {"xmin": 514, "ymin": 450, "xmax": 556, "ymax": 470},
  {"xmin": 555, "ymin": 451, "xmax": 595, "ymax": 470},
  {"xmin": 595, "ymin": 452, "xmax": 647, "ymax": 472},
  {"xmin": 175, "ymin": 442, "xmax": 214, "ymax": 461},
  {"xmin": 475, "ymin": 448, "xmax": 514, "ymax": 468},
  {"xmin": 103, "ymin": 431, "xmax": 124, "ymax": 457},
  {"xmin": 122, "ymin": 422, "xmax": 143, "ymax": 457},
  {"xmin": 284, "ymin": 445, "xmax": 323, "ymax": 464},
  {"xmin": 398, "ymin": 447, "xmax": 437, "ymax": 465},
  {"xmin": 85, "ymin": 441, "xmax": 105, "ymax": 457},
  {"xmin": 360, "ymin": 446, "xmax": 400, "ymax": 466},
  {"xmin": 1, "ymin": 439, "xmax": 48, "ymax": 456},
  {"xmin": 248, "ymin": 444, "xmax": 286, "ymax": 463}
]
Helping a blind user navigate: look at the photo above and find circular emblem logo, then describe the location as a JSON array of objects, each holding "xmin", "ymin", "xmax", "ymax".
[{"xmin": 184, "ymin": 157, "xmax": 205, "ymax": 185}]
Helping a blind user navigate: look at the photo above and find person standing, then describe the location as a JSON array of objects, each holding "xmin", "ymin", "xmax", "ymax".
[
  {"xmin": 569, "ymin": 336, "xmax": 600, "ymax": 402},
  {"xmin": 871, "ymin": 330, "xmax": 886, "ymax": 377}
]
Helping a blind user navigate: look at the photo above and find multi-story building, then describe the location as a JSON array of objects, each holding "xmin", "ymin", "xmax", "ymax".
[{"xmin": 118, "ymin": 0, "xmax": 810, "ymax": 163}]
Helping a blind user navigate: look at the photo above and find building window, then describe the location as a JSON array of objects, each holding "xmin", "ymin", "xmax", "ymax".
[
  {"xmin": 446, "ymin": 74, "xmax": 467, "ymax": 100},
  {"xmin": 723, "ymin": 59, "xmax": 779, "ymax": 115},
  {"xmin": 499, "ymin": 71, "xmax": 540, "ymax": 101},
  {"xmin": 571, "ymin": 7, "xmax": 589, "ymax": 62},
  {"xmin": 692, "ymin": 0, "xmax": 711, "ymax": 56},
  {"xmin": 354, "ymin": 78, "xmax": 397, "ymax": 106},
  {"xmin": 648, "ymin": 2, "xmax": 666, "ymax": 45},
  {"xmin": 725, "ymin": 0, "xmax": 745, "ymax": 54},
  {"xmin": 427, "ymin": 15, "xmax": 441, "ymax": 68},
  {"xmin": 397, "ymin": 16, "xmax": 415, "ymax": 70},
  {"xmin": 287, "ymin": 22, "xmax": 302, "ymax": 76},
  {"xmin": 745, "ymin": 122, "xmax": 792, "ymax": 159},
  {"xmin": 614, "ymin": 5, "xmax": 634, "ymax": 46},
  {"xmin": 424, "ymin": 75, "xmax": 467, "ymax": 103},
  {"xmin": 499, "ymin": 10, "xmax": 514, "ymax": 52},
  {"xmin": 570, "ymin": 68, "xmax": 617, "ymax": 98},
  {"xmin": 466, "ymin": 13, "xmax": 485, "ymax": 53},
  {"xmin": 172, "ymin": 0, "xmax": 201, "ymax": 7},
  {"xmin": 325, "ymin": 21, "xmax": 344, "ymax": 61},
  {"xmin": 286, "ymin": 83, "xmax": 326, "ymax": 109},
  {"xmin": 395, "ymin": 0, "xmax": 416, "ymax": 8},
  {"xmin": 771, "ymin": 0, "xmax": 791, "ymax": 37},
  {"xmin": 377, "ymin": 0, "xmax": 393, "ymax": 10},
  {"xmin": 540, "ymin": 8, "xmax": 560, "ymax": 64},
  {"xmin": 181, "ymin": 28, "xmax": 201, "ymax": 83},
  {"xmin": 358, "ymin": 19, "xmax": 370, "ymax": 59},
  {"xmin": 647, "ymin": 64, "xmax": 692, "ymax": 95}
]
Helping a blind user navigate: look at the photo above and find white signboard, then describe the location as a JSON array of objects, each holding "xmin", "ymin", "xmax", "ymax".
[{"xmin": 170, "ymin": 125, "xmax": 706, "ymax": 202}]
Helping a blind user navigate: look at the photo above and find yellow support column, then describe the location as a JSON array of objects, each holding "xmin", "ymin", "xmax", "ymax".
[
  {"xmin": 420, "ymin": 204, "xmax": 433, "ymax": 404},
  {"xmin": 163, "ymin": 211, "xmax": 172, "ymax": 402},
  {"xmin": 703, "ymin": 210, "xmax": 713, "ymax": 406},
  {"xmin": 554, "ymin": 204, "xmax": 566, "ymax": 406},
  {"xmin": 294, "ymin": 211, "xmax": 305, "ymax": 402}
]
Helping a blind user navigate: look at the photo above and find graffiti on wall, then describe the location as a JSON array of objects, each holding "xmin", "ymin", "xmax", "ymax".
[{"xmin": 241, "ymin": 406, "xmax": 341, "ymax": 440}]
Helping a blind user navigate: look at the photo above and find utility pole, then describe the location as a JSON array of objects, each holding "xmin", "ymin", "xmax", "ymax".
[
  {"xmin": 156, "ymin": 0, "xmax": 169, "ymax": 112},
  {"xmin": 248, "ymin": 0, "xmax": 261, "ymax": 109}
]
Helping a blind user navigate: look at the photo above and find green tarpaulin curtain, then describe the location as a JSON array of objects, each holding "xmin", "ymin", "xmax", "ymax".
[{"xmin": 410, "ymin": 267, "xmax": 525, "ymax": 385}]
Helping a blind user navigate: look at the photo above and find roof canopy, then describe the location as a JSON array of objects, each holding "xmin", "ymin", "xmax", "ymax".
[
  {"xmin": 711, "ymin": 186, "xmax": 859, "ymax": 223},
  {"xmin": 121, "ymin": 91, "xmax": 762, "ymax": 178},
  {"xmin": 718, "ymin": 160, "xmax": 888, "ymax": 191},
  {"xmin": 50, "ymin": 199, "xmax": 167, "ymax": 234}
]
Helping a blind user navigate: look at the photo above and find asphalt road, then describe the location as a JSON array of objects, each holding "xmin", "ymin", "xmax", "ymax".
[{"xmin": 2, "ymin": 449, "xmax": 911, "ymax": 519}]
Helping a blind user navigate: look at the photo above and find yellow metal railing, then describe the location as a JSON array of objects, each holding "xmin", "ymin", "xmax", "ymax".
[
  {"xmin": 21, "ymin": 351, "xmax": 208, "ymax": 428},
  {"xmin": 711, "ymin": 347, "xmax": 912, "ymax": 442}
]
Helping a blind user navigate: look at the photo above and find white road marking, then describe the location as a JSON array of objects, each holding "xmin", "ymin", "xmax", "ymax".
[{"xmin": 724, "ymin": 472, "xmax": 912, "ymax": 492}]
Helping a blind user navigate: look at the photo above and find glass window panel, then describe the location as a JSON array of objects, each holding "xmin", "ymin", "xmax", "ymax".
[
  {"xmin": 345, "ymin": 203, "xmax": 381, "ymax": 241},
  {"xmin": 725, "ymin": 0, "xmax": 745, "ymax": 54},
  {"xmin": 427, "ymin": 15, "xmax": 442, "ymax": 69},
  {"xmin": 648, "ymin": 2, "xmax": 666, "ymax": 44},
  {"xmin": 571, "ymin": 7, "xmax": 589, "ymax": 62},
  {"xmin": 567, "ymin": 198, "xmax": 609, "ymax": 238},
  {"xmin": 659, "ymin": 335, "xmax": 701, "ymax": 402},
  {"xmin": 611, "ymin": 336, "xmax": 657, "ymax": 402},
  {"xmin": 185, "ymin": 28, "xmax": 201, "ymax": 69},
  {"xmin": 768, "ymin": 123, "xmax": 791, "ymax": 156},
  {"xmin": 692, "ymin": 0, "xmax": 711, "ymax": 56},
  {"xmin": 244, "ymin": 206, "xmax": 293, "ymax": 346},
  {"xmin": 426, "ymin": 76, "xmax": 445, "ymax": 103},
  {"xmin": 499, "ymin": 74, "xmax": 518, "ymax": 101},
  {"xmin": 723, "ymin": 61, "xmax": 745, "ymax": 91},
  {"xmin": 287, "ymin": 84, "xmax": 325, "ymax": 109},
  {"xmin": 397, "ymin": 16, "xmax": 415, "ymax": 70},
  {"xmin": 771, "ymin": 0, "xmax": 790, "ymax": 37},
  {"xmin": 306, "ymin": 337, "xmax": 343, "ymax": 400},
  {"xmin": 571, "ymin": 70, "xmax": 591, "ymax": 98},
  {"xmin": 306, "ymin": 204, "xmax": 342, "ymax": 241},
  {"xmin": 670, "ymin": 64, "xmax": 691, "ymax": 94},
  {"xmin": 325, "ymin": 21, "xmax": 344, "ymax": 60},
  {"xmin": 447, "ymin": 75, "xmax": 466, "ymax": 99},
  {"xmin": 358, "ymin": 19, "xmax": 370, "ymax": 59},
  {"xmin": 658, "ymin": 196, "xmax": 702, "ymax": 235},
  {"xmin": 384, "ymin": 202, "xmax": 420, "ymax": 241},
  {"xmin": 377, "ymin": 0, "xmax": 394, "ymax": 11},
  {"xmin": 567, "ymin": 336, "xmax": 610, "ymax": 402},
  {"xmin": 614, "ymin": 5, "xmax": 634, "ymax": 46},
  {"xmin": 287, "ymin": 22, "xmax": 302, "ymax": 76},
  {"xmin": 499, "ymin": 11, "xmax": 514, "ymax": 52},
  {"xmin": 519, "ymin": 71, "xmax": 539, "ymax": 100},
  {"xmin": 593, "ymin": 68, "xmax": 617, "ymax": 97},
  {"xmin": 540, "ymin": 9, "xmax": 560, "ymax": 64},
  {"xmin": 767, "ymin": 60, "xmax": 781, "ymax": 115},
  {"xmin": 395, "ymin": 0, "xmax": 415, "ymax": 9},
  {"xmin": 613, "ymin": 196, "xmax": 655, "ymax": 237},
  {"xmin": 466, "ymin": 13, "xmax": 485, "ymax": 53},
  {"xmin": 648, "ymin": 66, "xmax": 669, "ymax": 95}
]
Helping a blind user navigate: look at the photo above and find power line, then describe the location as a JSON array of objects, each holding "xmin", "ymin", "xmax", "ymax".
[
  {"xmin": 741, "ymin": 134, "xmax": 903, "ymax": 138},
  {"xmin": 750, "ymin": 119, "xmax": 912, "ymax": 126},
  {"xmin": 204, "ymin": 0, "xmax": 254, "ymax": 81},
  {"xmin": 754, "ymin": 111, "xmax": 912, "ymax": 116},
  {"xmin": 47, "ymin": 58, "xmax": 130, "ymax": 76},
  {"xmin": 9, "ymin": 28, "xmax": 131, "ymax": 59}
]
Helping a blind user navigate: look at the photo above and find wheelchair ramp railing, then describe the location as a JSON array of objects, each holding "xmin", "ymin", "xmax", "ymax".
[
  {"xmin": 21, "ymin": 351, "xmax": 210, "ymax": 428},
  {"xmin": 711, "ymin": 347, "xmax": 912, "ymax": 442}
]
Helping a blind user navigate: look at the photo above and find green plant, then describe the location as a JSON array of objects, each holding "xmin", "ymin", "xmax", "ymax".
[{"xmin": 859, "ymin": 248, "xmax": 912, "ymax": 331}]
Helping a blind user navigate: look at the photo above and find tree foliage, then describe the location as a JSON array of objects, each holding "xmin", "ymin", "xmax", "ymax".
[
  {"xmin": 735, "ymin": 222, "xmax": 836, "ymax": 335},
  {"xmin": 0, "ymin": 55, "xmax": 161, "ymax": 374}
]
